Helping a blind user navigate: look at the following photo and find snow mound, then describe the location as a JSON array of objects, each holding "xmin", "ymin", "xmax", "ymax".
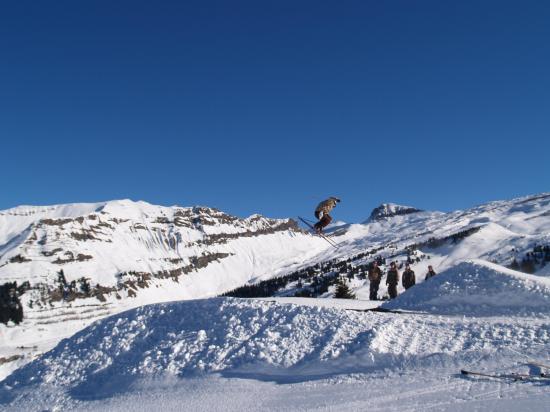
[
  {"xmin": 0, "ymin": 298, "xmax": 379, "ymax": 397},
  {"xmin": 383, "ymin": 260, "xmax": 550, "ymax": 316},
  {"xmin": 2, "ymin": 297, "xmax": 550, "ymax": 408}
]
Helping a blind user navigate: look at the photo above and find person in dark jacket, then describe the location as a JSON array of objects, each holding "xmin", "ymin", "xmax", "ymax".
[
  {"xmin": 425, "ymin": 265, "xmax": 437, "ymax": 280},
  {"xmin": 313, "ymin": 197, "xmax": 340, "ymax": 233},
  {"xmin": 402, "ymin": 263, "xmax": 416, "ymax": 290},
  {"xmin": 368, "ymin": 261, "xmax": 383, "ymax": 300},
  {"xmin": 386, "ymin": 261, "xmax": 399, "ymax": 299}
]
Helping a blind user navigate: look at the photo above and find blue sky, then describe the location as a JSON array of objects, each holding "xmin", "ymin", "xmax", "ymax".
[{"xmin": 1, "ymin": 1, "xmax": 548, "ymax": 222}]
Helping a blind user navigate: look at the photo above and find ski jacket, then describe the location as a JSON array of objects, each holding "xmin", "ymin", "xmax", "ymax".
[
  {"xmin": 315, "ymin": 198, "xmax": 339, "ymax": 216},
  {"xmin": 402, "ymin": 269, "xmax": 415, "ymax": 288},
  {"xmin": 386, "ymin": 269, "xmax": 399, "ymax": 285},
  {"xmin": 425, "ymin": 270, "xmax": 437, "ymax": 280},
  {"xmin": 368, "ymin": 266, "xmax": 382, "ymax": 282}
]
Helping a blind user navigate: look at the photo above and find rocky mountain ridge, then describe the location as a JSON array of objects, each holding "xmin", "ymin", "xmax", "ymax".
[{"xmin": 367, "ymin": 203, "xmax": 422, "ymax": 221}]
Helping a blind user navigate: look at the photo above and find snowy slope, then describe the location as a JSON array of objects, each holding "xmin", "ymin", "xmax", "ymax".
[
  {"xmin": 1, "ymin": 192, "xmax": 549, "ymax": 384},
  {"xmin": 2, "ymin": 289, "xmax": 550, "ymax": 411},
  {"xmin": 3, "ymin": 193, "xmax": 549, "ymax": 301},
  {"xmin": 0, "ymin": 200, "xmax": 331, "ymax": 380},
  {"xmin": 345, "ymin": 193, "xmax": 550, "ymax": 269},
  {"xmin": 224, "ymin": 194, "xmax": 550, "ymax": 303},
  {"xmin": 383, "ymin": 260, "xmax": 550, "ymax": 315},
  {"xmin": 0, "ymin": 199, "xmax": 327, "ymax": 288}
]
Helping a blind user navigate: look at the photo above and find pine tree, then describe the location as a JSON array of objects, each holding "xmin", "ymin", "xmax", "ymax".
[
  {"xmin": 520, "ymin": 258, "xmax": 536, "ymax": 274},
  {"xmin": 57, "ymin": 269, "xmax": 67, "ymax": 286},
  {"xmin": 334, "ymin": 278, "xmax": 356, "ymax": 299},
  {"xmin": 79, "ymin": 277, "xmax": 91, "ymax": 296},
  {"xmin": 509, "ymin": 258, "xmax": 520, "ymax": 271}
]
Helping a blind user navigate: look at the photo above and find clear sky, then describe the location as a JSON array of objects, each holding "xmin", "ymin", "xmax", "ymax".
[{"xmin": 1, "ymin": 1, "xmax": 548, "ymax": 222}]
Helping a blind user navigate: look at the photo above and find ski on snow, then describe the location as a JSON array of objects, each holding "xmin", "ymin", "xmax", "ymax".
[
  {"xmin": 528, "ymin": 360, "xmax": 550, "ymax": 370},
  {"xmin": 460, "ymin": 369, "xmax": 549, "ymax": 381},
  {"xmin": 297, "ymin": 217, "xmax": 340, "ymax": 249}
]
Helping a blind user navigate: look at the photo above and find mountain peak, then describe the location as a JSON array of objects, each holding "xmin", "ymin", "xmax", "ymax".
[
  {"xmin": 99, "ymin": 199, "xmax": 170, "ymax": 219},
  {"xmin": 368, "ymin": 203, "xmax": 422, "ymax": 221}
]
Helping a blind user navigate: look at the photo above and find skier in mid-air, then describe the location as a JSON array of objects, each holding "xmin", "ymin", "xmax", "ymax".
[{"xmin": 313, "ymin": 196, "xmax": 341, "ymax": 234}]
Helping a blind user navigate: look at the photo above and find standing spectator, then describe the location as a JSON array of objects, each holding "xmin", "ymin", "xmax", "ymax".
[
  {"xmin": 402, "ymin": 263, "xmax": 416, "ymax": 290},
  {"xmin": 425, "ymin": 265, "xmax": 437, "ymax": 280},
  {"xmin": 368, "ymin": 261, "xmax": 383, "ymax": 300},
  {"xmin": 386, "ymin": 262, "xmax": 399, "ymax": 299}
]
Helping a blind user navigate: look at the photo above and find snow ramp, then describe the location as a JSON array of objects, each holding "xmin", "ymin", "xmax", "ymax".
[
  {"xmin": 0, "ymin": 298, "xmax": 384, "ymax": 398},
  {"xmin": 2, "ymin": 296, "xmax": 550, "ymax": 409},
  {"xmin": 382, "ymin": 260, "xmax": 550, "ymax": 316}
]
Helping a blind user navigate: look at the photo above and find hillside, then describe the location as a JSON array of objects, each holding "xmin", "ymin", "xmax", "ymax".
[
  {"xmin": 0, "ymin": 199, "xmax": 323, "ymax": 291},
  {"xmin": 2, "ymin": 262, "xmax": 550, "ymax": 411},
  {"xmin": 224, "ymin": 194, "xmax": 550, "ymax": 301},
  {"xmin": 0, "ymin": 200, "xmax": 328, "ymax": 380},
  {"xmin": 1, "ymin": 192, "xmax": 549, "ymax": 382}
]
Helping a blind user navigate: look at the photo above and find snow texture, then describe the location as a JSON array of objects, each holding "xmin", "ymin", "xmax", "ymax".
[
  {"xmin": 1, "ymin": 292, "xmax": 550, "ymax": 410},
  {"xmin": 383, "ymin": 260, "xmax": 550, "ymax": 316}
]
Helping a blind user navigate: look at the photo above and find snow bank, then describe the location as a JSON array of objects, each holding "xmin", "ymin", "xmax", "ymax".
[
  {"xmin": 383, "ymin": 260, "xmax": 550, "ymax": 316},
  {"xmin": 2, "ymin": 297, "xmax": 550, "ymax": 409},
  {"xmin": 1, "ymin": 298, "xmax": 378, "ymax": 396}
]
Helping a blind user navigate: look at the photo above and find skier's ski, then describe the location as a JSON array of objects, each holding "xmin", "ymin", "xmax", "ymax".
[
  {"xmin": 528, "ymin": 360, "xmax": 550, "ymax": 370},
  {"xmin": 346, "ymin": 307, "xmax": 428, "ymax": 315},
  {"xmin": 460, "ymin": 369, "xmax": 548, "ymax": 381},
  {"xmin": 298, "ymin": 217, "xmax": 340, "ymax": 249}
]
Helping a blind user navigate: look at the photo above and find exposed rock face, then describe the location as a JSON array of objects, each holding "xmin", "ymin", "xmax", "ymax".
[
  {"xmin": 0, "ymin": 200, "xmax": 303, "ymax": 308},
  {"xmin": 368, "ymin": 203, "xmax": 422, "ymax": 221}
]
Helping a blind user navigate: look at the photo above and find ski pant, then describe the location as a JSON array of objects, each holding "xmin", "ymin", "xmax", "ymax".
[
  {"xmin": 387, "ymin": 283, "xmax": 397, "ymax": 299},
  {"xmin": 369, "ymin": 280, "xmax": 380, "ymax": 300},
  {"xmin": 314, "ymin": 212, "xmax": 332, "ymax": 231}
]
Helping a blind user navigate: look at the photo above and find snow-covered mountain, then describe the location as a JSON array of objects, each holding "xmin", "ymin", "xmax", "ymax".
[
  {"xmin": 1, "ymin": 193, "xmax": 549, "ymax": 383},
  {"xmin": 225, "ymin": 193, "xmax": 550, "ymax": 301},
  {"xmin": 0, "ymin": 199, "xmax": 320, "ymax": 292},
  {"xmin": 0, "ymin": 200, "xmax": 328, "ymax": 379}
]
